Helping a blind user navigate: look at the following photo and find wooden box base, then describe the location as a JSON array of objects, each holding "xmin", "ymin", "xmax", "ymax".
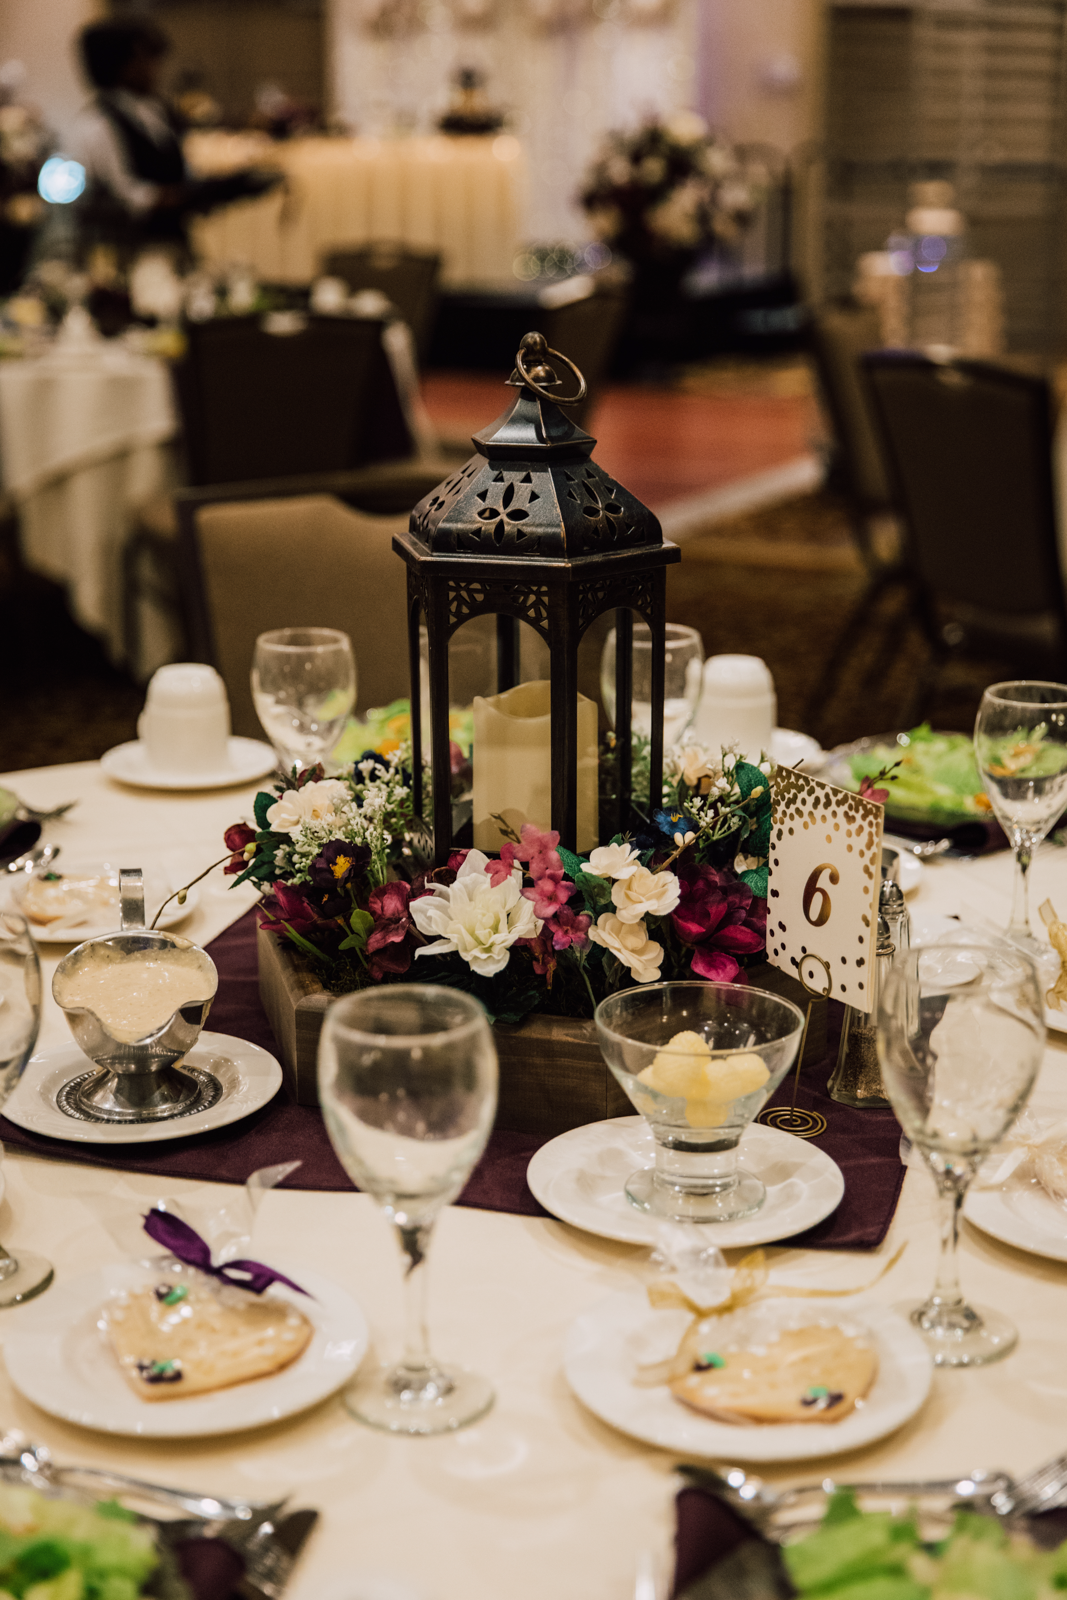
[{"xmin": 257, "ymin": 925, "xmax": 825, "ymax": 1136}]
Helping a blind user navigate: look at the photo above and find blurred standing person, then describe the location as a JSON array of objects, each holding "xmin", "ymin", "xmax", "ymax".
[{"xmin": 69, "ymin": 19, "xmax": 277, "ymax": 265}]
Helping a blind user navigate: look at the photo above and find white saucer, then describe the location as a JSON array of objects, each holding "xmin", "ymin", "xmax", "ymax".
[
  {"xmin": 965, "ymin": 1178, "xmax": 1067, "ymax": 1262},
  {"xmin": 6, "ymin": 1032, "xmax": 282, "ymax": 1144},
  {"xmin": 770, "ymin": 728, "xmax": 823, "ymax": 772},
  {"xmin": 564, "ymin": 1290, "xmax": 932, "ymax": 1462},
  {"xmin": 4, "ymin": 1260, "xmax": 366, "ymax": 1438},
  {"xmin": 526, "ymin": 1116, "xmax": 844, "ymax": 1247},
  {"xmin": 101, "ymin": 738, "xmax": 276, "ymax": 791}
]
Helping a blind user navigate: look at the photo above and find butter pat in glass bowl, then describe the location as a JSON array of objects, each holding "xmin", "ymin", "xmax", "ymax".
[{"xmin": 595, "ymin": 981, "xmax": 804, "ymax": 1224}]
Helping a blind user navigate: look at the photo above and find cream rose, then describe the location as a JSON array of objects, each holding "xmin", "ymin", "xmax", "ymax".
[
  {"xmin": 585, "ymin": 842, "xmax": 641, "ymax": 881},
  {"xmin": 611, "ymin": 865, "xmax": 681, "ymax": 923},
  {"xmin": 588, "ymin": 913, "xmax": 664, "ymax": 984},
  {"xmin": 265, "ymin": 779, "xmax": 350, "ymax": 836},
  {"xmin": 411, "ymin": 850, "xmax": 540, "ymax": 977}
]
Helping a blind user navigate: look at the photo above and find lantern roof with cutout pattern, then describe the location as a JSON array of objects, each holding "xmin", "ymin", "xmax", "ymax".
[{"xmin": 408, "ymin": 332, "xmax": 663, "ymax": 561}]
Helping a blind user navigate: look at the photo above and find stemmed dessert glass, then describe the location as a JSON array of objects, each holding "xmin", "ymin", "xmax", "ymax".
[
  {"xmin": 877, "ymin": 930, "xmax": 1044, "ymax": 1365},
  {"xmin": 318, "ymin": 985, "xmax": 498, "ymax": 1434},
  {"xmin": 974, "ymin": 681, "xmax": 1067, "ymax": 958},
  {"xmin": 601, "ymin": 623, "xmax": 704, "ymax": 748},
  {"xmin": 0, "ymin": 913, "xmax": 53, "ymax": 1304},
  {"xmin": 251, "ymin": 627, "xmax": 356, "ymax": 774}
]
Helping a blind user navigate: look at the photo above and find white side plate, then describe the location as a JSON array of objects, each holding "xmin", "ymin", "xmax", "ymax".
[
  {"xmin": 564, "ymin": 1290, "xmax": 932, "ymax": 1462},
  {"xmin": 4, "ymin": 1261, "xmax": 366, "ymax": 1438},
  {"xmin": 526, "ymin": 1116, "xmax": 844, "ymax": 1247}
]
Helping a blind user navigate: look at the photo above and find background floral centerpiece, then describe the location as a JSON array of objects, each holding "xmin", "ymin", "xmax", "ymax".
[
  {"xmin": 578, "ymin": 112, "xmax": 762, "ymax": 270},
  {"xmin": 226, "ymin": 739, "xmax": 772, "ymax": 1024}
]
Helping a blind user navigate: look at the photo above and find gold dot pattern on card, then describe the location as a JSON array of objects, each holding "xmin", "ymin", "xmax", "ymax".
[{"xmin": 768, "ymin": 768, "xmax": 881, "ymax": 1001}]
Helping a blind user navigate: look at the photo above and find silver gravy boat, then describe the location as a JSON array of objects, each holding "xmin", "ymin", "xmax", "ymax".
[{"xmin": 51, "ymin": 869, "xmax": 220, "ymax": 1123}]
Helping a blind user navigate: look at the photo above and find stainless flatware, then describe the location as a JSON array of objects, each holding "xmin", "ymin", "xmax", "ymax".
[
  {"xmin": 991, "ymin": 1454, "xmax": 1067, "ymax": 1518},
  {"xmin": 685, "ymin": 1465, "xmax": 1011, "ymax": 1534},
  {"xmin": 906, "ymin": 836, "xmax": 952, "ymax": 859},
  {"xmin": 3, "ymin": 844, "xmax": 60, "ymax": 875},
  {"xmin": 0, "ymin": 1431, "xmax": 282, "ymax": 1522}
]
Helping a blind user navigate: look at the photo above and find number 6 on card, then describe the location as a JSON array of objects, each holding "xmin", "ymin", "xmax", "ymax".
[{"xmin": 766, "ymin": 769, "xmax": 885, "ymax": 1013}]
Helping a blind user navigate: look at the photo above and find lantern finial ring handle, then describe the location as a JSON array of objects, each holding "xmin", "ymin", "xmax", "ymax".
[{"xmin": 514, "ymin": 333, "xmax": 588, "ymax": 406}]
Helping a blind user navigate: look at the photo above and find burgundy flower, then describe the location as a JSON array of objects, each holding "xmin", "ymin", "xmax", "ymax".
[
  {"xmin": 258, "ymin": 882, "xmax": 324, "ymax": 937},
  {"xmin": 671, "ymin": 864, "xmax": 765, "ymax": 984},
  {"xmin": 519, "ymin": 929, "xmax": 558, "ymax": 982},
  {"xmin": 366, "ymin": 881, "xmax": 412, "ymax": 953},
  {"xmin": 309, "ymin": 840, "xmax": 371, "ymax": 892},
  {"xmin": 368, "ymin": 941, "xmax": 413, "ymax": 981},
  {"xmin": 550, "ymin": 904, "xmax": 591, "ymax": 952},
  {"xmin": 223, "ymin": 822, "xmax": 256, "ymax": 875}
]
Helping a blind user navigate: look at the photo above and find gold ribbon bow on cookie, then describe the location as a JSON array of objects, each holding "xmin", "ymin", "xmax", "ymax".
[{"xmin": 634, "ymin": 1243, "xmax": 906, "ymax": 1388}]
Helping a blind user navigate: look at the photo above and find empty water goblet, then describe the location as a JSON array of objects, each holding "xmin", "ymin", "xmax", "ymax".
[
  {"xmin": 974, "ymin": 680, "xmax": 1067, "ymax": 960},
  {"xmin": 878, "ymin": 929, "xmax": 1044, "ymax": 1365},
  {"xmin": 595, "ymin": 981, "xmax": 804, "ymax": 1224},
  {"xmin": 251, "ymin": 627, "xmax": 356, "ymax": 775},
  {"xmin": 0, "ymin": 913, "xmax": 53, "ymax": 1304},
  {"xmin": 601, "ymin": 623, "xmax": 704, "ymax": 748},
  {"xmin": 318, "ymin": 985, "xmax": 498, "ymax": 1434}
]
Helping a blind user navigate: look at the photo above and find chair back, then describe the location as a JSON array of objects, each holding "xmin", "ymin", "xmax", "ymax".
[
  {"xmin": 174, "ymin": 314, "xmax": 413, "ymax": 487},
  {"xmin": 322, "ymin": 244, "xmax": 441, "ymax": 362},
  {"xmin": 177, "ymin": 480, "xmax": 410, "ymax": 737},
  {"xmin": 862, "ymin": 352, "xmax": 1065, "ymax": 624},
  {"xmin": 809, "ymin": 301, "xmax": 892, "ymax": 510},
  {"xmin": 539, "ymin": 275, "xmax": 630, "ymax": 431}
]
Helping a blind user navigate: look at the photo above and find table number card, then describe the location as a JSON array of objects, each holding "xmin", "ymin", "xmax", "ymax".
[{"xmin": 766, "ymin": 768, "xmax": 885, "ymax": 1013}]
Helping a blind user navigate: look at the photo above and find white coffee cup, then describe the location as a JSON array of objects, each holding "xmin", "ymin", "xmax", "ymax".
[
  {"xmin": 137, "ymin": 663, "xmax": 231, "ymax": 775},
  {"xmin": 690, "ymin": 654, "xmax": 776, "ymax": 763}
]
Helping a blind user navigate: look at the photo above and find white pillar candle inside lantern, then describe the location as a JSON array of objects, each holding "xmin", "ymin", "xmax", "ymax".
[{"xmin": 473, "ymin": 680, "xmax": 598, "ymax": 852}]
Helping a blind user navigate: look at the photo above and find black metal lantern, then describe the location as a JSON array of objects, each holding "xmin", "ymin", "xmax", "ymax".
[{"xmin": 394, "ymin": 332, "xmax": 680, "ymax": 862}]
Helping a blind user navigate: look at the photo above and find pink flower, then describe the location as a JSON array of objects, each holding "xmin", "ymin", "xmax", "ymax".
[
  {"xmin": 485, "ymin": 842, "xmax": 519, "ymax": 887},
  {"xmin": 690, "ymin": 946, "xmax": 750, "ymax": 984},
  {"xmin": 523, "ymin": 874, "xmax": 575, "ymax": 920},
  {"xmin": 550, "ymin": 904, "xmax": 591, "ymax": 951},
  {"xmin": 859, "ymin": 776, "xmax": 889, "ymax": 803}
]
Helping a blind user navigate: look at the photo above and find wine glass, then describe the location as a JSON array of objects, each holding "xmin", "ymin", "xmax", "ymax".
[
  {"xmin": 317, "ymin": 985, "xmax": 498, "ymax": 1434},
  {"xmin": 877, "ymin": 930, "xmax": 1044, "ymax": 1365},
  {"xmin": 601, "ymin": 623, "xmax": 704, "ymax": 748},
  {"xmin": 251, "ymin": 627, "xmax": 356, "ymax": 775},
  {"xmin": 974, "ymin": 681, "xmax": 1067, "ymax": 958},
  {"xmin": 595, "ymin": 982, "xmax": 804, "ymax": 1223},
  {"xmin": 0, "ymin": 913, "xmax": 53, "ymax": 1305}
]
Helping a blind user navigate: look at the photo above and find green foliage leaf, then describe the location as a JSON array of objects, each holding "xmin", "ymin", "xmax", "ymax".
[
  {"xmin": 740, "ymin": 864, "xmax": 768, "ymax": 899},
  {"xmin": 574, "ymin": 870, "xmax": 611, "ymax": 913},
  {"xmin": 339, "ymin": 907, "xmax": 375, "ymax": 954},
  {"xmin": 253, "ymin": 791, "xmax": 276, "ymax": 830},
  {"xmin": 281, "ymin": 923, "xmax": 322, "ymax": 960},
  {"xmin": 557, "ymin": 845, "xmax": 585, "ymax": 880}
]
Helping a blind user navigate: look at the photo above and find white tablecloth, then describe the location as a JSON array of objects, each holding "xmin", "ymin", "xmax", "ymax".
[
  {"xmin": 4, "ymin": 760, "xmax": 1067, "ymax": 1600},
  {"xmin": 0, "ymin": 338, "xmax": 178, "ymax": 667},
  {"xmin": 186, "ymin": 132, "xmax": 527, "ymax": 290}
]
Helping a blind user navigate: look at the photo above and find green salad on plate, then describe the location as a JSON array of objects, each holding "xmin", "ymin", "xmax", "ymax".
[
  {"xmin": 835, "ymin": 725, "xmax": 990, "ymax": 826},
  {"xmin": 785, "ymin": 1489, "xmax": 1067, "ymax": 1600},
  {"xmin": 0, "ymin": 1484, "xmax": 157, "ymax": 1600}
]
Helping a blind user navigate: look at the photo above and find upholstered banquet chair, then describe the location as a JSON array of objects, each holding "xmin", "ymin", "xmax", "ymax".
[
  {"xmin": 816, "ymin": 351, "xmax": 1067, "ymax": 726},
  {"xmin": 176, "ymin": 475, "xmax": 412, "ymax": 737},
  {"xmin": 125, "ymin": 312, "xmax": 455, "ymax": 677}
]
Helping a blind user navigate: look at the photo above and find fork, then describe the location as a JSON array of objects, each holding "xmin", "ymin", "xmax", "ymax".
[
  {"xmin": 13, "ymin": 799, "xmax": 78, "ymax": 824},
  {"xmin": 0, "ymin": 1432, "xmax": 283, "ymax": 1522},
  {"xmin": 991, "ymin": 1455, "xmax": 1067, "ymax": 1519},
  {"xmin": 683, "ymin": 1465, "xmax": 1012, "ymax": 1532}
]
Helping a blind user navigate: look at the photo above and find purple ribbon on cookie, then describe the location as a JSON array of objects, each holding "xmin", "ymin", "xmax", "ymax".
[{"xmin": 142, "ymin": 1210, "xmax": 311, "ymax": 1297}]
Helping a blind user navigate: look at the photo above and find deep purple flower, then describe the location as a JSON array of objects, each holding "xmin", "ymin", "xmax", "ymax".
[
  {"xmin": 550, "ymin": 904, "xmax": 591, "ymax": 952},
  {"xmin": 309, "ymin": 840, "xmax": 371, "ymax": 893}
]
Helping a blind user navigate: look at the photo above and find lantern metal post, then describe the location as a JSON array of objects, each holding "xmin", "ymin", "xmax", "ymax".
[{"xmin": 396, "ymin": 332, "xmax": 680, "ymax": 862}]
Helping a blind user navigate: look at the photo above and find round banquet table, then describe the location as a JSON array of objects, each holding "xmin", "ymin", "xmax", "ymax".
[
  {"xmin": 3, "ymin": 758, "xmax": 1067, "ymax": 1600},
  {"xmin": 185, "ymin": 131, "xmax": 528, "ymax": 292}
]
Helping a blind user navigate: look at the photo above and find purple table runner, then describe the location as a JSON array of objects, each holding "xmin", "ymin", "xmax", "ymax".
[{"xmin": 0, "ymin": 911, "xmax": 906, "ymax": 1248}]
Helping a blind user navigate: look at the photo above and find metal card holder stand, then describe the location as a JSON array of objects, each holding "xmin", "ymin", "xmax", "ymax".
[{"xmin": 757, "ymin": 952, "xmax": 831, "ymax": 1140}]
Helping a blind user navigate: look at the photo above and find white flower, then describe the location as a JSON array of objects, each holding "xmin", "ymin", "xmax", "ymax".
[
  {"xmin": 734, "ymin": 853, "xmax": 761, "ymax": 874},
  {"xmin": 410, "ymin": 850, "xmax": 539, "ymax": 977},
  {"xmin": 668, "ymin": 743, "xmax": 720, "ymax": 790},
  {"xmin": 665, "ymin": 110, "xmax": 708, "ymax": 146},
  {"xmin": 588, "ymin": 913, "xmax": 664, "ymax": 984},
  {"xmin": 585, "ymin": 842, "xmax": 642, "ymax": 881},
  {"xmin": 611, "ymin": 866, "xmax": 681, "ymax": 923},
  {"xmin": 266, "ymin": 779, "xmax": 350, "ymax": 836}
]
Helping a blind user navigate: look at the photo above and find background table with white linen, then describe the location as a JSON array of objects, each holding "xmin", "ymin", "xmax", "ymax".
[
  {"xmin": 186, "ymin": 131, "xmax": 528, "ymax": 291},
  {"xmin": 4, "ymin": 759, "xmax": 1067, "ymax": 1600},
  {"xmin": 0, "ymin": 336, "xmax": 178, "ymax": 667}
]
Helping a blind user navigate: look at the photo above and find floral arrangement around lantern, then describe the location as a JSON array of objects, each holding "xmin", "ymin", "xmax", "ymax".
[
  {"xmin": 578, "ymin": 112, "xmax": 762, "ymax": 265},
  {"xmin": 223, "ymin": 737, "xmax": 772, "ymax": 1024}
]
